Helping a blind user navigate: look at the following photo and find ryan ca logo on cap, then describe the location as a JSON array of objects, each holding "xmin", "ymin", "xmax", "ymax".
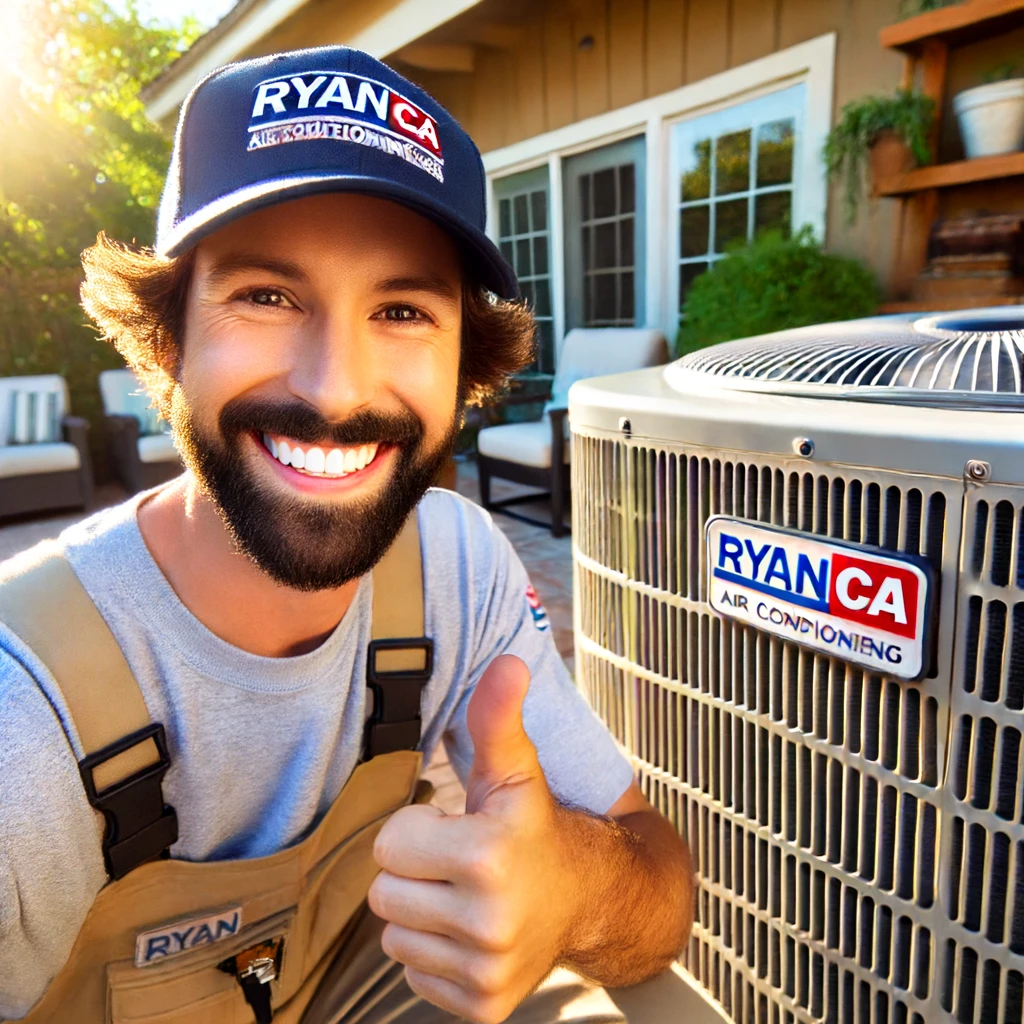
[{"xmin": 247, "ymin": 72, "xmax": 444, "ymax": 182}]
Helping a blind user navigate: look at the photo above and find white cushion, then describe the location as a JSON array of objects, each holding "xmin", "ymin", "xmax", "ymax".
[
  {"xmin": 100, "ymin": 368, "xmax": 166, "ymax": 435},
  {"xmin": 477, "ymin": 420, "xmax": 570, "ymax": 469},
  {"xmin": 0, "ymin": 442, "xmax": 80, "ymax": 479},
  {"xmin": 0, "ymin": 375, "xmax": 68, "ymax": 448},
  {"xmin": 137, "ymin": 432, "xmax": 179, "ymax": 465},
  {"xmin": 8, "ymin": 390, "xmax": 61, "ymax": 444},
  {"xmin": 545, "ymin": 328, "xmax": 669, "ymax": 413}
]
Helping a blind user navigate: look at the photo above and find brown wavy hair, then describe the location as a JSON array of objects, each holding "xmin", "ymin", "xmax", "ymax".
[{"xmin": 80, "ymin": 232, "xmax": 535, "ymax": 416}]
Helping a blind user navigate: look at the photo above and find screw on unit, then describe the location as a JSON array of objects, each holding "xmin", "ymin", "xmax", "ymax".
[
  {"xmin": 965, "ymin": 459, "xmax": 991, "ymax": 482},
  {"xmin": 619, "ymin": 417, "xmax": 632, "ymax": 438},
  {"xmin": 793, "ymin": 437, "xmax": 815, "ymax": 458}
]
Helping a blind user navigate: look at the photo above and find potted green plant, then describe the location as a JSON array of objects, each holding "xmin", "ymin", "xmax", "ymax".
[
  {"xmin": 823, "ymin": 90, "xmax": 935, "ymax": 223},
  {"xmin": 954, "ymin": 64, "xmax": 1024, "ymax": 158}
]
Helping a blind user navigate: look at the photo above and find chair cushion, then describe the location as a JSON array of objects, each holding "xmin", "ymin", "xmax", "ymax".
[
  {"xmin": 137, "ymin": 432, "xmax": 179, "ymax": 465},
  {"xmin": 100, "ymin": 368, "xmax": 167, "ymax": 435},
  {"xmin": 0, "ymin": 375, "xmax": 68, "ymax": 448},
  {"xmin": 8, "ymin": 390, "xmax": 62, "ymax": 444},
  {"xmin": 477, "ymin": 420, "xmax": 570, "ymax": 469},
  {"xmin": 545, "ymin": 328, "xmax": 669, "ymax": 415},
  {"xmin": 0, "ymin": 442, "xmax": 80, "ymax": 479}
]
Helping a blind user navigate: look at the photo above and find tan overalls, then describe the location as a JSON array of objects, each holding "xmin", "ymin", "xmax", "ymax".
[{"xmin": 0, "ymin": 520, "xmax": 694, "ymax": 1024}]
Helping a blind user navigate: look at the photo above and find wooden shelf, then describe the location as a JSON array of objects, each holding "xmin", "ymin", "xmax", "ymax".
[
  {"xmin": 875, "ymin": 150, "xmax": 1024, "ymax": 195},
  {"xmin": 880, "ymin": 0, "xmax": 1024, "ymax": 54},
  {"xmin": 879, "ymin": 294, "xmax": 1024, "ymax": 313}
]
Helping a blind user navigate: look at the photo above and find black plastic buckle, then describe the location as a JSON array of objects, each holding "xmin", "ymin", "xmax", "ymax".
[
  {"xmin": 78, "ymin": 723, "xmax": 178, "ymax": 880},
  {"xmin": 364, "ymin": 637, "xmax": 433, "ymax": 759}
]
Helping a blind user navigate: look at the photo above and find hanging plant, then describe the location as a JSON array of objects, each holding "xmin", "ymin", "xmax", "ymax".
[{"xmin": 823, "ymin": 90, "xmax": 935, "ymax": 223}]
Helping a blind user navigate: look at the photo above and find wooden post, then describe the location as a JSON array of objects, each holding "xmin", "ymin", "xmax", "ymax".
[{"xmin": 891, "ymin": 40, "xmax": 948, "ymax": 298}]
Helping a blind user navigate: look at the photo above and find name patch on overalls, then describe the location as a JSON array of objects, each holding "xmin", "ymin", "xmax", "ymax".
[{"xmin": 135, "ymin": 907, "xmax": 243, "ymax": 967}]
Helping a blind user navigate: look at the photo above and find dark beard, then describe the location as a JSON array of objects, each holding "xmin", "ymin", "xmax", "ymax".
[{"xmin": 171, "ymin": 393, "xmax": 459, "ymax": 591}]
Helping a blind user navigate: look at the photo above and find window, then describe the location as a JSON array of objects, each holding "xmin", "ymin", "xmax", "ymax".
[
  {"xmin": 579, "ymin": 162, "xmax": 636, "ymax": 326},
  {"xmin": 493, "ymin": 167, "xmax": 554, "ymax": 373},
  {"xmin": 672, "ymin": 83, "xmax": 805, "ymax": 310},
  {"xmin": 563, "ymin": 136, "xmax": 646, "ymax": 330}
]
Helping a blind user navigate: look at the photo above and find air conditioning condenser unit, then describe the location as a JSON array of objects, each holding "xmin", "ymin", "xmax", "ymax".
[{"xmin": 570, "ymin": 309, "xmax": 1024, "ymax": 1024}]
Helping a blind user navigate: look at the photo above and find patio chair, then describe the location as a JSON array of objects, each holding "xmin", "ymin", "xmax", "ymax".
[
  {"xmin": 0, "ymin": 374, "xmax": 93, "ymax": 519},
  {"xmin": 476, "ymin": 327, "xmax": 669, "ymax": 536},
  {"xmin": 100, "ymin": 368, "xmax": 182, "ymax": 495}
]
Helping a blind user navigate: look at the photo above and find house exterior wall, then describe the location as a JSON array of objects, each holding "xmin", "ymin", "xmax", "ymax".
[
  {"xmin": 401, "ymin": 0, "xmax": 905, "ymax": 297},
  {"xmin": 238, "ymin": 0, "xmax": 399, "ymax": 62}
]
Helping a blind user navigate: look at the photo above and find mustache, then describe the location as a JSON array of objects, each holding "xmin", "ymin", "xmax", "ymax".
[{"xmin": 219, "ymin": 397, "xmax": 423, "ymax": 448}]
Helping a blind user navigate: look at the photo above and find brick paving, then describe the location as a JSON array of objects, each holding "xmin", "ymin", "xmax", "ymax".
[{"xmin": 0, "ymin": 461, "xmax": 574, "ymax": 815}]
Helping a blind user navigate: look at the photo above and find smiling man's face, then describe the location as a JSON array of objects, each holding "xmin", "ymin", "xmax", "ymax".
[{"xmin": 172, "ymin": 192, "xmax": 463, "ymax": 590}]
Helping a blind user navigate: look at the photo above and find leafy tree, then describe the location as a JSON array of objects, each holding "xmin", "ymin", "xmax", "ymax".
[
  {"xmin": 0, "ymin": 0, "xmax": 199, "ymax": 480},
  {"xmin": 0, "ymin": 0, "xmax": 201, "ymax": 268}
]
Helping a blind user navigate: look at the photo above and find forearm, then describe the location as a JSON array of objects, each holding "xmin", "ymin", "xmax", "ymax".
[{"xmin": 556, "ymin": 805, "xmax": 694, "ymax": 988}]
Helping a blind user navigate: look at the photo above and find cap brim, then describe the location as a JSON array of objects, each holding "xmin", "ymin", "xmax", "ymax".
[{"xmin": 157, "ymin": 172, "xmax": 519, "ymax": 300}]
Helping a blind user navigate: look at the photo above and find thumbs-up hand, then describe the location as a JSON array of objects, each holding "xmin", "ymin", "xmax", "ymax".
[{"xmin": 368, "ymin": 656, "xmax": 577, "ymax": 1023}]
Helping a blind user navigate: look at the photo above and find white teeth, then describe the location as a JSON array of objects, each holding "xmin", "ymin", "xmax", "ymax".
[
  {"xmin": 267, "ymin": 437, "xmax": 379, "ymax": 477},
  {"xmin": 304, "ymin": 447, "xmax": 325, "ymax": 474},
  {"xmin": 325, "ymin": 449, "xmax": 345, "ymax": 475}
]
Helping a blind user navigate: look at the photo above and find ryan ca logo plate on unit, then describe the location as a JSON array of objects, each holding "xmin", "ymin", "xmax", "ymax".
[{"xmin": 705, "ymin": 517, "xmax": 935, "ymax": 680}]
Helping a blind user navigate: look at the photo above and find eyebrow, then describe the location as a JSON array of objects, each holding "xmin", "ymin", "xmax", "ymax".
[
  {"xmin": 203, "ymin": 258, "xmax": 459, "ymax": 303},
  {"xmin": 205, "ymin": 254, "xmax": 310, "ymax": 286},
  {"xmin": 375, "ymin": 275, "xmax": 460, "ymax": 303}
]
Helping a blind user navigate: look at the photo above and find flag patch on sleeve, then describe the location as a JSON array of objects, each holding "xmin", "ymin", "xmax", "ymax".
[{"xmin": 525, "ymin": 584, "xmax": 550, "ymax": 631}]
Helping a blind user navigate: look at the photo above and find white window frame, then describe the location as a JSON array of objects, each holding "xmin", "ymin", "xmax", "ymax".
[{"xmin": 483, "ymin": 32, "xmax": 836, "ymax": 356}]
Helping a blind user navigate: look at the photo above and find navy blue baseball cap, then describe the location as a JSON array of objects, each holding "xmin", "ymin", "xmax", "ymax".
[{"xmin": 155, "ymin": 46, "xmax": 518, "ymax": 299}]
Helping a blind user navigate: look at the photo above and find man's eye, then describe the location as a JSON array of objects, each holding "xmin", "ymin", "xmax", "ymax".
[
  {"xmin": 383, "ymin": 305, "xmax": 423, "ymax": 322},
  {"xmin": 246, "ymin": 289, "xmax": 292, "ymax": 307}
]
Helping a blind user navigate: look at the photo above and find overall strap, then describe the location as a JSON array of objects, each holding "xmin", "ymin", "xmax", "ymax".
[
  {"xmin": 0, "ymin": 542, "xmax": 178, "ymax": 880},
  {"xmin": 364, "ymin": 512, "xmax": 433, "ymax": 760}
]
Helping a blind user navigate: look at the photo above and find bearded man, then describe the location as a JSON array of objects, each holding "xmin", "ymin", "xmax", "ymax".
[{"xmin": 0, "ymin": 47, "xmax": 693, "ymax": 1024}]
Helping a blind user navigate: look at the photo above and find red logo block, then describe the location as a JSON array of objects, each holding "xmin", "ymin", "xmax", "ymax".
[{"xmin": 828, "ymin": 553, "xmax": 920, "ymax": 640}]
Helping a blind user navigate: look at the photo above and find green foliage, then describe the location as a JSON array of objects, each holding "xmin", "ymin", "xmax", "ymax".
[
  {"xmin": 898, "ymin": 0, "xmax": 959, "ymax": 16},
  {"xmin": 677, "ymin": 228, "xmax": 880, "ymax": 355},
  {"xmin": 981, "ymin": 62, "xmax": 1022, "ymax": 84},
  {"xmin": 0, "ymin": 0, "xmax": 199, "ymax": 481},
  {"xmin": 823, "ymin": 90, "xmax": 935, "ymax": 224}
]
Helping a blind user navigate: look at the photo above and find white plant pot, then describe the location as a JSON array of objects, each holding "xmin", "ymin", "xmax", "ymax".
[{"xmin": 953, "ymin": 79, "xmax": 1024, "ymax": 158}]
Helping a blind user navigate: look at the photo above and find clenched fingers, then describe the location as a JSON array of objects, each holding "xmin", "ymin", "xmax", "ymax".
[
  {"xmin": 404, "ymin": 966, "xmax": 516, "ymax": 1024},
  {"xmin": 373, "ymin": 803, "xmax": 477, "ymax": 881},
  {"xmin": 381, "ymin": 923, "xmax": 514, "ymax": 995},
  {"xmin": 368, "ymin": 871, "xmax": 481, "ymax": 945}
]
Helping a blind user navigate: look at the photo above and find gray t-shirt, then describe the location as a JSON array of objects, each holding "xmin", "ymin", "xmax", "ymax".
[{"xmin": 0, "ymin": 487, "xmax": 632, "ymax": 1019}]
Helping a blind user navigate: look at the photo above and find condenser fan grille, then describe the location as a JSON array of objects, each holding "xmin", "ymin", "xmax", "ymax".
[{"xmin": 677, "ymin": 311, "xmax": 1024, "ymax": 396}]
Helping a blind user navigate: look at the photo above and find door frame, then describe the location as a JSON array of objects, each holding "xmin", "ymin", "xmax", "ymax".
[{"xmin": 483, "ymin": 32, "xmax": 836, "ymax": 353}]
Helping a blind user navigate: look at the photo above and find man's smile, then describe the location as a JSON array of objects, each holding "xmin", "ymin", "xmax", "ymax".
[
  {"xmin": 261, "ymin": 433, "xmax": 380, "ymax": 478},
  {"xmin": 254, "ymin": 431, "xmax": 394, "ymax": 493}
]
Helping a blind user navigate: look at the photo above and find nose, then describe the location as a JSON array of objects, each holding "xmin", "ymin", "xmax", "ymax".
[{"xmin": 286, "ymin": 310, "xmax": 377, "ymax": 422}]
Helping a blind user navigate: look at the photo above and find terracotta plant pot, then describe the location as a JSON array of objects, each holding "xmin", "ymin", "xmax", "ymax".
[{"xmin": 869, "ymin": 130, "xmax": 914, "ymax": 192}]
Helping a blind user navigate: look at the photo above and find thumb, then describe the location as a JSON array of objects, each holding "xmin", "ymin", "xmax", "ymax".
[{"xmin": 465, "ymin": 655, "xmax": 543, "ymax": 814}]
